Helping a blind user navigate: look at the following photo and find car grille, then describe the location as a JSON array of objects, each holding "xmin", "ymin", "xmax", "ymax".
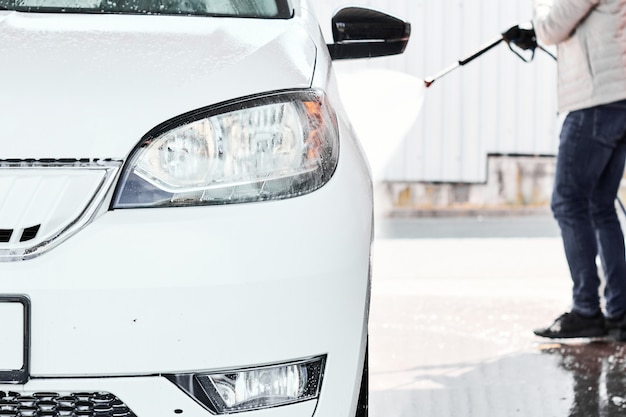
[
  {"xmin": 0, "ymin": 391, "xmax": 136, "ymax": 417},
  {"xmin": 0, "ymin": 225, "xmax": 41, "ymax": 244},
  {"xmin": 0, "ymin": 159, "xmax": 122, "ymax": 262}
]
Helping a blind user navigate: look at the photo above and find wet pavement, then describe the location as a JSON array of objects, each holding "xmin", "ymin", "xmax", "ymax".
[{"xmin": 369, "ymin": 215, "xmax": 626, "ymax": 416}]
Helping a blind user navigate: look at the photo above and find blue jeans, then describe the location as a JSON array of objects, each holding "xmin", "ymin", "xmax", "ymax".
[{"xmin": 552, "ymin": 100, "xmax": 626, "ymax": 319}]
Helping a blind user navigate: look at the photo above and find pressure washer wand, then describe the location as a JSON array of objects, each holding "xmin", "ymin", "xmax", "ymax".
[
  {"xmin": 537, "ymin": 44, "xmax": 557, "ymax": 61},
  {"xmin": 424, "ymin": 37, "xmax": 504, "ymax": 88}
]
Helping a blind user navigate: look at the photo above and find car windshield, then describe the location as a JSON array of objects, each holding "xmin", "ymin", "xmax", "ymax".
[{"xmin": 0, "ymin": 0, "xmax": 292, "ymax": 18}]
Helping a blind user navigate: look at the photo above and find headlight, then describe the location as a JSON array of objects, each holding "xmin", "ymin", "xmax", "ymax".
[
  {"xmin": 166, "ymin": 356, "xmax": 325, "ymax": 414},
  {"xmin": 113, "ymin": 90, "xmax": 339, "ymax": 208}
]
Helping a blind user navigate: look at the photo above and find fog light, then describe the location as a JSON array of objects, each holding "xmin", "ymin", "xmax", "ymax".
[{"xmin": 197, "ymin": 357, "xmax": 325, "ymax": 414}]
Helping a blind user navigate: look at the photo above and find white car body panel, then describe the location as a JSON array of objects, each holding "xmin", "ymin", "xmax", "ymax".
[
  {"xmin": 0, "ymin": 12, "xmax": 316, "ymax": 158},
  {"xmin": 0, "ymin": 1, "xmax": 379, "ymax": 416},
  {"xmin": 1, "ymin": 129, "xmax": 370, "ymax": 376}
]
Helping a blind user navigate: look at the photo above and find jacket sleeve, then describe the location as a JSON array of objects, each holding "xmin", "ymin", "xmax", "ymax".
[{"xmin": 533, "ymin": 0, "xmax": 599, "ymax": 45}]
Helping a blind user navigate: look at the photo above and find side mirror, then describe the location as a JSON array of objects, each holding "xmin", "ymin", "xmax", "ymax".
[{"xmin": 327, "ymin": 7, "xmax": 411, "ymax": 60}]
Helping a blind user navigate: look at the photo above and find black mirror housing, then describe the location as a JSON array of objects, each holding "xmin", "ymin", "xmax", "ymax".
[{"xmin": 327, "ymin": 7, "xmax": 411, "ymax": 60}]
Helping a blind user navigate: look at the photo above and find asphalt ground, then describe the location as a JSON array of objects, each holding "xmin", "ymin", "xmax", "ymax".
[{"xmin": 370, "ymin": 215, "xmax": 626, "ymax": 417}]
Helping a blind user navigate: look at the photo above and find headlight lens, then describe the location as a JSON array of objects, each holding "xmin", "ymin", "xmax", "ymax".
[{"xmin": 113, "ymin": 90, "xmax": 339, "ymax": 208}]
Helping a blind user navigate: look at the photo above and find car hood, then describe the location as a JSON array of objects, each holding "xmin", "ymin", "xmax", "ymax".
[{"xmin": 0, "ymin": 12, "xmax": 316, "ymax": 159}]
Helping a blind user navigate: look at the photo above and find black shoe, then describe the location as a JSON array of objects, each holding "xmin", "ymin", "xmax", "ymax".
[
  {"xmin": 606, "ymin": 313, "xmax": 626, "ymax": 341},
  {"xmin": 533, "ymin": 311, "xmax": 607, "ymax": 339}
]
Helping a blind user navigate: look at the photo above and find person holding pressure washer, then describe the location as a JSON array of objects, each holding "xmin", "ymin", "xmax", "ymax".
[{"xmin": 505, "ymin": 0, "xmax": 626, "ymax": 340}]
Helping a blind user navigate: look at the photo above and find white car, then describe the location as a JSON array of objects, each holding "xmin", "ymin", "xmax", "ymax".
[{"xmin": 0, "ymin": 1, "xmax": 409, "ymax": 416}]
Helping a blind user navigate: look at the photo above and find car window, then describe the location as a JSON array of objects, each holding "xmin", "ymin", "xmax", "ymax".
[{"xmin": 0, "ymin": 0, "xmax": 292, "ymax": 18}]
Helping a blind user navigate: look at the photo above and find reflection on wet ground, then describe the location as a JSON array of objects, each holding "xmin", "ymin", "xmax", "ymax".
[
  {"xmin": 541, "ymin": 341, "xmax": 626, "ymax": 416},
  {"xmin": 370, "ymin": 237, "xmax": 626, "ymax": 416},
  {"xmin": 371, "ymin": 337, "xmax": 626, "ymax": 416}
]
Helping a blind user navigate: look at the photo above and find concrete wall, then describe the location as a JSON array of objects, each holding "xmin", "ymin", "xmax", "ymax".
[
  {"xmin": 377, "ymin": 155, "xmax": 626, "ymax": 216},
  {"xmin": 380, "ymin": 155, "xmax": 555, "ymax": 215}
]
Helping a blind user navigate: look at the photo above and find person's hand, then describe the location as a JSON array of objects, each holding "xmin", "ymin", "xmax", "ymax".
[{"xmin": 502, "ymin": 23, "xmax": 537, "ymax": 51}]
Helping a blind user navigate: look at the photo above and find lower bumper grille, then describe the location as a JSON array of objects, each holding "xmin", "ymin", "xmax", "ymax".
[{"xmin": 0, "ymin": 391, "xmax": 136, "ymax": 417}]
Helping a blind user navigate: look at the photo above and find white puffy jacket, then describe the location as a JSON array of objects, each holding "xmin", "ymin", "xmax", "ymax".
[{"xmin": 533, "ymin": 0, "xmax": 626, "ymax": 112}]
